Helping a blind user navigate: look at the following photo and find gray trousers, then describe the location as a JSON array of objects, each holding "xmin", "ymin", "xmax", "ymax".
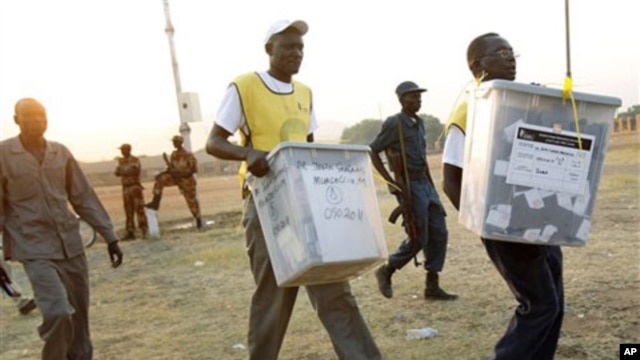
[
  {"xmin": 23, "ymin": 254, "xmax": 92, "ymax": 360},
  {"xmin": 243, "ymin": 198, "xmax": 382, "ymax": 360}
]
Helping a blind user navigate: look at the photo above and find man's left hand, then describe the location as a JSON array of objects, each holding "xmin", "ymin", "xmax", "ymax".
[{"xmin": 107, "ymin": 241, "xmax": 124, "ymax": 268}]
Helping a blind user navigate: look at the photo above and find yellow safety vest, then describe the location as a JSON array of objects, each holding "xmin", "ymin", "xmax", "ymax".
[
  {"xmin": 445, "ymin": 100, "xmax": 468, "ymax": 136},
  {"xmin": 233, "ymin": 72, "xmax": 312, "ymax": 190}
]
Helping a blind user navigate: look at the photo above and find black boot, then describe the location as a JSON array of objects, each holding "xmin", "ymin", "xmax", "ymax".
[
  {"xmin": 374, "ymin": 263, "xmax": 395, "ymax": 299},
  {"xmin": 145, "ymin": 193, "xmax": 162, "ymax": 210},
  {"xmin": 122, "ymin": 231, "xmax": 136, "ymax": 241},
  {"xmin": 195, "ymin": 217, "xmax": 203, "ymax": 230},
  {"xmin": 424, "ymin": 271, "xmax": 458, "ymax": 300}
]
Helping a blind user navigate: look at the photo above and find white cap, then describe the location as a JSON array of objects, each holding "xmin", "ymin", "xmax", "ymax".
[{"xmin": 264, "ymin": 19, "xmax": 308, "ymax": 45}]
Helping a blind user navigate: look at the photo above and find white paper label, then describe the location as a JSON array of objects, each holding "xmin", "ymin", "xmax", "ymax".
[
  {"xmin": 539, "ymin": 225, "xmax": 559, "ymax": 243},
  {"xmin": 524, "ymin": 189, "xmax": 545, "ymax": 209},
  {"xmin": 556, "ymin": 193, "xmax": 574, "ymax": 211},
  {"xmin": 506, "ymin": 124, "xmax": 595, "ymax": 196},
  {"xmin": 575, "ymin": 219, "xmax": 591, "ymax": 241},
  {"xmin": 493, "ymin": 160, "xmax": 509, "ymax": 177},
  {"xmin": 523, "ymin": 228, "xmax": 541, "ymax": 241},
  {"xmin": 485, "ymin": 205, "xmax": 511, "ymax": 229}
]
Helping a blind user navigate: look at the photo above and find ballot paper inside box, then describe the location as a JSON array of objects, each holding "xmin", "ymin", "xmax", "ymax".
[
  {"xmin": 459, "ymin": 80, "xmax": 621, "ymax": 246},
  {"xmin": 247, "ymin": 142, "xmax": 388, "ymax": 287}
]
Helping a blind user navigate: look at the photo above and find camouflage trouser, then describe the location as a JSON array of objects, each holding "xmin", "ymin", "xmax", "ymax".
[
  {"xmin": 123, "ymin": 184, "xmax": 148, "ymax": 233},
  {"xmin": 152, "ymin": 172, "xmax": 201, "ymax": 218}
]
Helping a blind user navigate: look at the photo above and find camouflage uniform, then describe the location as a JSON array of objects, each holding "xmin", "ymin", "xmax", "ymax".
[
  {"xmin": 115, "ymin": 154, "xmax": 148, "ymax": 236},
  {"xmin": 151, "ymin": 147, "xmax": 201, "ymax": 220}
]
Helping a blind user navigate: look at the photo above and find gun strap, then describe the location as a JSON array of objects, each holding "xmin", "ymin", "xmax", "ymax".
[
  {"xmin": 397, "ymin": 118, "xmax": 411, "ymax": 196},
  {"xmin": 397, "ymin": 117, "xmax": 422, "ymax": 268}
]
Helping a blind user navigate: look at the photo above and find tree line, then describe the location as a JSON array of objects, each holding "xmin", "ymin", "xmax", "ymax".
[{"xmin": 340, "ymin": 114, "xmax": 445, "ymax": 151}]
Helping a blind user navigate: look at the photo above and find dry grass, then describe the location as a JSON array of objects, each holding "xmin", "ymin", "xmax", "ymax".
[{"xmin": 1, "ymin": 133, "xmax": 638, "ymax": 360}]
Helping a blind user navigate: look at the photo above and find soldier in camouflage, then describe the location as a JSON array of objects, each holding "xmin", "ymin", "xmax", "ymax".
[
  {"xmin": 115, "ymin": 143, "xmax": 148, "ymax": 239},
  {"xmin": 146, "ymin": 135, "xmax": 202, "ymax": 229}
]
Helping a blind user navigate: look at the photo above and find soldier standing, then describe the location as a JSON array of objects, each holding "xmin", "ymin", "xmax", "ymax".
[
  {"xmin": 115, "ymin": 143, "xmax": 148, "ymax": 239},
  {"xmin": 146, "ymin": 135, "xmax": 202, "ymax": 229}
]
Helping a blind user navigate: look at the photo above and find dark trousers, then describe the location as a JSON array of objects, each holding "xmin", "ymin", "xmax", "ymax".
[
  {"xmin": 243, "ymin": 198, "xmax": 382, "ymax": 360},
  {"xmin": 23, "ymin": 254, "xmax": 92, "ymax": 360},
  {"xmin": 482, "ymin": 239, "xmax": 564, "ymax": 360},
  {"xmin": 388, "ymin": 179, "xmax": 448, "ymax": 272}
]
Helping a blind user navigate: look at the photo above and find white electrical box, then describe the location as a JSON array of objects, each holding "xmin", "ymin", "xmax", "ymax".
[{"xmin": 178, "ymin": 92, "xmax": 202, "ymax": 123}]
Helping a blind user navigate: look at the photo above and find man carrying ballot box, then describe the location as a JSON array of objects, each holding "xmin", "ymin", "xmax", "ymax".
[
  {"xmin": 441, "ymin": 33, "xmax": 564, "ymax": 360},
  {"xmin": 206, "ymin": 19, "xmax": 381, "ymax": 360}
]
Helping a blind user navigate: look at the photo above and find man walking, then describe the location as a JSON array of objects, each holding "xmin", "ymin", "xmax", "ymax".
[
  {"xmin": 442, "ymin": 33, "xmax": 564, "ymax": 360},
  {"xmin": 206, "ymin": 19, "xmax": 382, "ymax": 360},
  {"xmin": 0, "ymin": 97, "xmax": 123, "ymax": 359},
  {"xmin": 370, "ymin": 81, "xmax": 457, "ymax": 301}
]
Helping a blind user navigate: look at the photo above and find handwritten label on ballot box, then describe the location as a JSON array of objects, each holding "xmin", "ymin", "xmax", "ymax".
[{"xmin": 248, "ymin": 142, "xmax": 387, "ymax": 287}]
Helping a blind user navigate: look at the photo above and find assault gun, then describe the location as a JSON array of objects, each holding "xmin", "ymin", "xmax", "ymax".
[
  {"xmin": 163, "ymin": 152, "xmax": 181, "ymax": 179},
  {"xmin": 0, "ymin": 263, "xmax": 21, "ymax": 297},
  {"xmin": 386, "ymin": 150, "xmax": 418, "ymax": 244}
]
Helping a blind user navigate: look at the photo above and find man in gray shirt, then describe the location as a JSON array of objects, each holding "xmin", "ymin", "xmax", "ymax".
[{"xmin": 0, "ymin": 97, "xmax": 123, "ymax": 360}]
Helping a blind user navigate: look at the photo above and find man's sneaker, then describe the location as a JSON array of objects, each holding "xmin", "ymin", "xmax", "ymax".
[
  {"xmin": 18, "ymin": 298, "xmax": 37, "ymax": 315},
  {"xmin": 375, "ymin": 264, "xmax": 394, "ymax": 299}
]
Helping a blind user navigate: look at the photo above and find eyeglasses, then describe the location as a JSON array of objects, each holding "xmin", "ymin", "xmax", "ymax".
[{"xmin": 481, "ymin": 49, "xmax": 519, "ymax": 60}]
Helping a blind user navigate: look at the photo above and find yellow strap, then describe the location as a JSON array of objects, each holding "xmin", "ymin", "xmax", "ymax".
[
  {"xmin": 562, "ymin": 76, "xmax": 583, "ymax": 150},
  {"xmin": 372, "ymin": 171, "xmax": 402, "ymax": 193}
]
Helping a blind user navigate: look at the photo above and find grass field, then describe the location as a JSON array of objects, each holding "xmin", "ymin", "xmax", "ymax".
[{"xmin": 1, "ymin": 133, "xmax": 638, "ymax": 359}]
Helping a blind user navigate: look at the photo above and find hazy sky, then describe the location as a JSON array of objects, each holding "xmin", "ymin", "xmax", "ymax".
[{"xmin": 1, "ymin": 0, "xmax": 638, "ymax": 162}]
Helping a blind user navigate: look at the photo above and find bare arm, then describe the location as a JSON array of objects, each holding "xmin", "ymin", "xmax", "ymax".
[
  {"xmin": 369, "ymin": 150, "xmax": 397, "ymax": 190},
  {"xmin": 205, "ymin": 124, "xmax": 269, "ymax": 177},
  {"xmin": 206, "ymin": 124, "xmax": 248, "ymax": 160}
]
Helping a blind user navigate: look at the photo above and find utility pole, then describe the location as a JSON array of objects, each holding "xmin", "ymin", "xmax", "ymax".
[{"xmin": 162, "ymin": 0, "xmax": 192, "ymax": 151}]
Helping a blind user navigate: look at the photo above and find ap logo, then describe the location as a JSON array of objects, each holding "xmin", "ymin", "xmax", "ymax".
[{"xmin": 621, "ymin": 344, "xmax": 639, "ymax": 359}]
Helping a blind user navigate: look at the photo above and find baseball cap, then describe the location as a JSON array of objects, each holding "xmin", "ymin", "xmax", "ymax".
[
  {"xmin": 395, "ymin": 81, "xmax": 427, "ymax": 98},
  {"xmin": 171, "ymin": 135, "xmax": 183, "ymax": 142},
  {"xmin": 264, "ymin": 19, "xmax": 308, "ymax": 45},
  {"xmin": 119, "ymin": 143, "xmax": 131, "ymax": 149}
]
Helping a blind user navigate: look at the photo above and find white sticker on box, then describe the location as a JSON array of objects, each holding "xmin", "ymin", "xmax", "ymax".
[
  {"xmin": 523, "ymin": 228, "xmax": 541, "ymax": 241},
  {"xmin": 539, "ymin": 225, "xmax": 558, "ymax": 243},
  {"xmin": 572, "ymin": 189, "xmax": 591, "ymax": 216},
  {"xmin": 556, "ymin": 193, "xmax": 573, "ymax": 211},
  {"xmin": 496, "ymin": 204, "xmax": 512, "ymax": 214},
  {"xmin": 485, "ymin": 206, "xmax": 511, "ymax": 229},
  {"xmin": 539, "ymin": 189, "xmax": 555, "ymax": 199},
  {"xmin": 493, "ymin": 160, "xmax": 509, "ymax": 177},
  {"xmin": 506, "ymin": 124, "xmax": 594, "ymax": 196},
  {"xmin": 575, "ymin": 218, "xmax": 591, "ymax": 241},
  {"xmin": 524, "ymin": 189, "xmax": 545, "ymax": 209}
]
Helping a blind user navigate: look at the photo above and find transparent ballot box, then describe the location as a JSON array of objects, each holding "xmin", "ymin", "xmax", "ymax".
[
  {"xmin": 247, "ymin": 142, "xmax": 388, "ymax": 286},
  {"xmin": 460, "ymin": 80, "xmax": 621, "ymax": 246}
]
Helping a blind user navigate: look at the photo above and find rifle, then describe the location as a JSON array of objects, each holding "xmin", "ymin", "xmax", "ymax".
[
  {"xmin": 386, "ymin": 150, "xmax": 418, "ymax": 245},
  {"xmin": 162, "ymin": 152, "xmax": 174, "ymax": 171},
  {"xmin": 163, "ymin": 152, "xmax": 182, "ymax": 180},
  {"xmin": 0, "ymin": 263, "xmax": 21, "ymax": 297}
]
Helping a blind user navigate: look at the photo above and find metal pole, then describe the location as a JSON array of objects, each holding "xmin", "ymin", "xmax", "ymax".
[
  {"xmin": 162, "ymin": 0, "xmax": 192, "ymax": 151},
  {"xmin": 564, "ymin": 0, "xmax": 572, "ymax": 78}
]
